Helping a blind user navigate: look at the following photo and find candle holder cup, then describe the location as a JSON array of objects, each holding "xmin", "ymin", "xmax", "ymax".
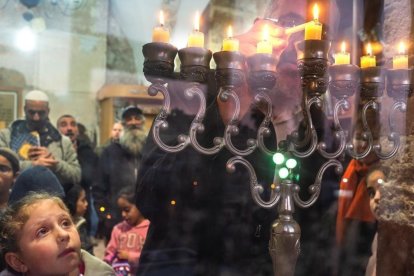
[
  {"xmin": 360, "ymin": 66, "xmax": 385, "ymax": 99},
  {"xmin": 178, "ymin": 47, "xmax": 212, "ymax": 83},
  {"xmin": 386, "ymin": 68, "xmax": 414, "ymax": 101},
  {"xmin": 329, "ymin": 64, "xmax": 360, "ymax": 99},
  {"xmin": 213, "ymin": 51, "xmax": 246, "ymax": 92},
  {"xmin": 142, "ymin": 42, "xmax": 178, "ymax": 83},
  {"xmin": 247, "ymin": 53, "xmax": 277, "ymax": 91},
  {"xmin": 295, "ymin": 40, "xmax": 331, "ymax": 97}
]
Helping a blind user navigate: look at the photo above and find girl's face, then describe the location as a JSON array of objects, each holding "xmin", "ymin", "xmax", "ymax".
[
  {"xmin": 366, "ymin": 170, "xmax": 384, "ymax": 218},
  {"xmin": 117, "ymin": 197, "xmax": 143, "ymax": 226},
  {"xmin": 8, "ymin": 199, "xmax": 81, "ymax": 276},
  {"xmin": 76, "ymin": 189, "xmax": 88, "ymax": 217},
  {"xmin": 0, "ymin": 156, "xmax": 15, "ymax": 197}
]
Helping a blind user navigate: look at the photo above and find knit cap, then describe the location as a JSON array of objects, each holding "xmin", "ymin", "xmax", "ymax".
[
  {"xmin": 8, "ymin": 166, "xmax": 65, "ymax": 205},
  {"xmin": 0, "ymin": 147, "xmax": 19, "ymax": 175},
  {"xmin": 121, "ymin": 106, "xmax": 144, "ymax": 120}
]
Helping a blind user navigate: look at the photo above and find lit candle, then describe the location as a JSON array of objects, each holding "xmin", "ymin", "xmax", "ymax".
[
  {"xmin": 393, "ymin": 41, "xmax": 408, "ymax": 69},
  {"xmin": 334, "ymin": 41, "xmax": 351, "ymax": 65},
  {"xmin": 360, "ymin": 43, "xmax": 376, "ymax": 68},
  {"xmin": 152, "ymin": 10, "xmax": 170, "ymax": 43},
  {"xmin": 256, "ymin": 24, "xmax": 272, "ymax": 54},
  {"xmin": 304, "ymin": 4, "xmax": 322, "ymax": 40},
  {"xmin": 222, "ymin": 25, "xmax": 239, "ymax": 52},
  {"xmin": 187, "ymin": 11, "xmax": 204, "ymax": 48}
]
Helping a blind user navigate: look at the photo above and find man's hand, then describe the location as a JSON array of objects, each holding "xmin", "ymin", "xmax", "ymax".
[
  {"xmin": 28, "ymin": 146, "xmax": 52, "ymax": 160},
  {"xmin": 29, "ymin": 146, "xmax": 58, "ymax": 168},
  {"xmin": 235, "ymin": 19, "xmax": 288, "ymax": 58}
]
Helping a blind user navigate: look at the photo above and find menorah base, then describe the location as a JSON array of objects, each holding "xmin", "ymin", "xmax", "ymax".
[{"xmin": 269, "ymin": 215, "xmax": 301, "ymax": 276}]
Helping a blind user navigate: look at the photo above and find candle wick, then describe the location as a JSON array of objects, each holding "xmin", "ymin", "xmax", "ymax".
[{"xmin": 160, "ymin": 23, "xmax": 164, "ymax": 27}]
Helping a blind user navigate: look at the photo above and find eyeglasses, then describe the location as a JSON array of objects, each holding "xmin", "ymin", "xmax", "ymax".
[
  {"xmin": 27, "ymin": 110, "xmax": 47, "ymax": 117},
  {"xmin": 0, "ymin": 164, "xmax": 12, "ymax": 174},
  {"xmin": 262, "ymin": 12, "xmax": 306, "ymax": 29}
]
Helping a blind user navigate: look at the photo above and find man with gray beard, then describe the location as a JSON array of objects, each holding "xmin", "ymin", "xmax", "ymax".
[{"xmin": 93, "ymin": 106, "xmax": 147, "ymax": 241}]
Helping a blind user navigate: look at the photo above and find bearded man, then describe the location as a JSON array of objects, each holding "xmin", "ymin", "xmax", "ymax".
[{"xmin": 93, "ymin": 106, "xmax": 147, "ymax": 241}]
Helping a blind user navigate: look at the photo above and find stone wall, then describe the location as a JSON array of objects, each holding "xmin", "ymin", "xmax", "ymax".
[{"xmin": 0, "ymin": 0, "xmax": 109, "ymax": 135}]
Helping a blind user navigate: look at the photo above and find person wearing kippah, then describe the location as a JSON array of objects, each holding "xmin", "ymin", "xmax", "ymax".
[
  {"xmin": 0, "ymin": 90, "xmax": 80, "ymax": 192},
  {"xmin": 0, "ymin": 147, "xmax": 19, "ymax": 209}
]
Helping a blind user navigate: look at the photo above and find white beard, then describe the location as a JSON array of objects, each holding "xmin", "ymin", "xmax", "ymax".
[{"xmin": 119, "ymin": 128, "xmax": 146, "ymax": 156}]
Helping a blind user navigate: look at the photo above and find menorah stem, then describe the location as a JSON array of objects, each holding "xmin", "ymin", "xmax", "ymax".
[{"xmin": 269, "ymin": 181, "xmax": 301, "ymax": 276}]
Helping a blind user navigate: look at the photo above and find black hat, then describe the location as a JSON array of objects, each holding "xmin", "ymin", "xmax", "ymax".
[
  {"xmin": 121, "ymin": 105, "xmax": 144, "ymax": 120},
  {"xmin": 0, "ymin": 147, "xmax": 19, "ymax": 175},
  {"xmin": 8, "ymin": 166, "xmax": 65, "ymax": 205}
]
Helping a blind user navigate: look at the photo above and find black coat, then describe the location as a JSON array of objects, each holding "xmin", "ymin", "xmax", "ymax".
[
  {"xmin": 135, "ymin": 78, "xmax": 277, "ymax": 276},
  {"xmin": 93, "ymin": 142, "xmax": 142, "ymax": 225},
  {"xmin": 76, "ymin": 139, "xmax": 98, "ymax": 191}
]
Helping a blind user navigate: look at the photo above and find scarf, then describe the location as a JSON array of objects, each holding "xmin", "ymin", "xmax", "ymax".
[{"xmin": 10, "ymin": 120, "xmax": 61, "ymax": 160}]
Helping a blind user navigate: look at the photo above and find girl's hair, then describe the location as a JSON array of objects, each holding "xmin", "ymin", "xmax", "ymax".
[
  {"xmin": 117, "ymin": 186, "xmax": 136, "ymax": 204},
  {"xmin": 365, "ymin": 164, "xmax": 390, "ymax": 186},
  {"xmin": 0, "ymin": 193, "xmax": 69, "ymax": 255},
  {"xmin": 64, "ymin": 184, "xmax": 85, "ymax": 217}
]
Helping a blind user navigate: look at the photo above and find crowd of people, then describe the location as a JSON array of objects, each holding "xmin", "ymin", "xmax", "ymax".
[
  {"xmin": 0, "ymin": 0, "xmax": 409, "ymax": 275},
  {"xmin": 0, "ymin": 89, "xmax": 150, "ymax": 275}
]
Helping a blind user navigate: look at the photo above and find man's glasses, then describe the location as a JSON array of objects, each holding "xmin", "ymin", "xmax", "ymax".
[
  {"xmin": 262, "ymin": 12, "xmax": 306, "ymax": 29},
  {"xmin": 27, "ymin": 110, "xmax": 47, "ymax": 117},
  {"xmin": 0, "ymin": 164, "xmax": 12, "ymax": 174}
]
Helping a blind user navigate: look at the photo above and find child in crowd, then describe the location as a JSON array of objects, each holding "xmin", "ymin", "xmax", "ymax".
[
  {"xmin": 104, "ymin": 187, "xmax": 149, "ymax": 275},
  {"xmin": 365, "ymin": 165, "xmax": 387, "ymax": 276},
  {"xmin": 0, "ymin": 148, "xmax": 19, "ymax": 210},
  {"xmin": 65, "ymin": 184, "xmax": 94, "ymax": 254},
  {"xmin": 0, "ymin": 192, "xmax": 115, "ymax": 276}
]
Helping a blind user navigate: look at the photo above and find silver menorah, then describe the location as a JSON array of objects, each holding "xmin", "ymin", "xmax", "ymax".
[{"xmin": 142, "ymin": 38, "xmax": 413, "ymax": 276}]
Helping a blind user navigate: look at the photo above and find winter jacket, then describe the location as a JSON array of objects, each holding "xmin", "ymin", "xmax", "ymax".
[
  {"xmin": 75, "ymin": 216, "xmax": 94, "ymax": 254},
  {"xmin": 93, "ymin": 142, "xmax": 144, "ymax": 226}
]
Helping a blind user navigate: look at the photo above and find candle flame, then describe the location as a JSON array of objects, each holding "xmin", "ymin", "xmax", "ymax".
[
  {"xmin": 227, "ymin": 25, "xmax": 233, "ymax": 38},
  {"xmin": 313, "ymin": 4, "xmax": 319, "ymax": 21},
  {"xmin": 366, "ymin": 43, "xmax": 372, "ymax": 56},
  {"xmin": 262, "ymin": 24, "xmax": 270, "ymax": 41},
  {"xmin": 194, "ymin": 11, "xmax": 200, "ymax": 31},
  {"xmin": 341, "ymin": 41, "xmax": 346, "ymax": 53},
  {"xmin": 398, "ymin": 41, "xmax": 406, "ymax": 55},
  {"xmin": 159, "ymin": 10, "xmax": 165, "ymax": 26}
]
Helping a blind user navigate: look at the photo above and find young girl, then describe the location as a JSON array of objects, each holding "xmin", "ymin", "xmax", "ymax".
[
  {"xmin": 0, "ymin": 192, "xmax": 115, "ymax": 276},
  {"xmin": 64, "ymin": 184, "xmax": 94, "ymax": 254},
  {"xmin": 104, "ymin": 187, "xmax": 149, "ymax": 275}
]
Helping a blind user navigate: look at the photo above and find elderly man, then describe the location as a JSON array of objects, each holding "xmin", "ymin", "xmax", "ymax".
[
  {"xmin": 93, "ymin": 105, "xmax": 147, "ymax": 241},
  {"xmin": 0, "ymin": 90, "xmax": 80, "ymax": 190}
]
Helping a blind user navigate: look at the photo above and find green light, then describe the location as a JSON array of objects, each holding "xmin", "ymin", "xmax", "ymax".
[
  {"xmin": 286, "ymin": 158, "xmax": 298, "ymax": 169},
  {"xmin": 279, "ymin": 167, "xmax": 289, "ymax": 179},
  {"xmin": 273, "ymin": 152, "xmax": 285, "ymax": 165}
]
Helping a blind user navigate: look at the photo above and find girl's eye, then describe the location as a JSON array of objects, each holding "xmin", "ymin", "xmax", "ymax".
[
  {"xmin": 367, "ymin": 187, "xmax": 375, "ymax": 199},
  {"xmin": 61, "ymin": 219, "xmax": 73, "ymax": 228},
  {"xmin": 36, "ymin": 228, "xmax": 49, "ymax": 238}
]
